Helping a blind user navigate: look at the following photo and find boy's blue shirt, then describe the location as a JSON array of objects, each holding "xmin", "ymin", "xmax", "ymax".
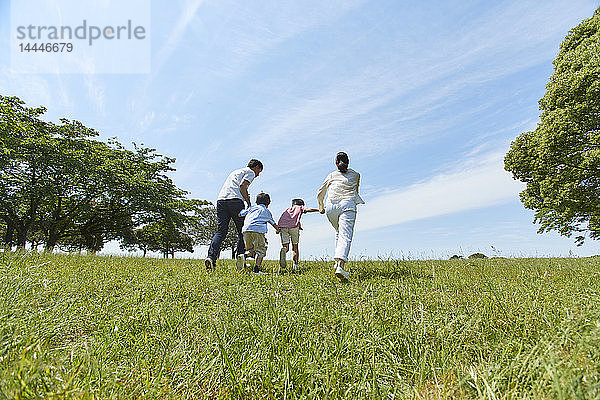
[{"xmin": 240, "ymin": 204, "xmax": 275, "ymax": 234}]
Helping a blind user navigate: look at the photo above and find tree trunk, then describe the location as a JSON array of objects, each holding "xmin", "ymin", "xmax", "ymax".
[
  {"xmin": 88, "ymin": 234, "xmax": 104, "ymax": 254},
  {"xmin": 45, "ymin": 227, "xmax": 59, "ymax": 252},
  {"xmin": 3, "ymin": 222, "xmax": 14, "ymax": 248},
  {"xmin": 45, "ymin": 198, "xmax": 62, "ymax": 252},
  {"xmin": 15, "ymin": 223, "xmax": 28, "ymax": 249}
]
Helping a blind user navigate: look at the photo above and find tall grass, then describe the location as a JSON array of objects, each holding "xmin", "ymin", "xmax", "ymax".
[{"xmin": 0, "ymin": 251, "xmax": 598, "ymax": 398}]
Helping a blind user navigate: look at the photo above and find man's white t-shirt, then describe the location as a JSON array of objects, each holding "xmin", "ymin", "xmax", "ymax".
[{"xmin": 217, "ymin": 167, "xmax": 256, "ymax": 201}]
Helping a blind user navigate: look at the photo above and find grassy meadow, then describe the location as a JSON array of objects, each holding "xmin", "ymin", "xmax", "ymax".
[{"xmin": 0, "ymin": 251, "xmax": 599, "ymax": 399}]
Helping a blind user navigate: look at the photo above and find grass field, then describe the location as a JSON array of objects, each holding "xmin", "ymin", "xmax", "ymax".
[{"xmin": 0, "ymin": 251, "xmax": 599, "ymax": 399}]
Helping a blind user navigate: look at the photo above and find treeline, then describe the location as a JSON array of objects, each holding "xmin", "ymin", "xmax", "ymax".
[{"xmin": 0, "ymin": 95, "xmax": 233, "ymax": 257}]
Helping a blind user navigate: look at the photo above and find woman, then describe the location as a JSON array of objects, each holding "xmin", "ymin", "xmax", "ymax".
[{"xmin": 317, "ymin": 152, "xmax": 364, "ymax": 281}]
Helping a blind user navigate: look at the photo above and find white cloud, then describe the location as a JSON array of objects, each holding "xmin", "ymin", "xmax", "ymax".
[
  {"xmin": 153, "ymin": 0, "xmax": 206, "ymax": 77},
  {"xmin": 204, "ymin": 0, "xmax": 367, "ymax": 77},
  {"xmin": 235, "ymin": 0, "xmax": 593, "ymax": 162},
  {"xmin": 357, "ymin": 151, "xmax": 524, "ymax": 231},
  {"xmin": 0, "ymin": 67, "xmax": 53, "ymax": 109},
  {"xmin": 138, "ymin": 111, "xmax": 155, "ymax": 132},
  {"xmin": 84, "ymin": 75, "xmax": 105, "ymax": 113}
]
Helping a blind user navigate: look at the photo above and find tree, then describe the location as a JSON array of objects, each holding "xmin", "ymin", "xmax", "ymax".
[
  {"xmin": 505, "ymin": 7, "xmax": 600, "ymax": 245},
  {"xmin": 0, "ymin": 95, "xmax": 211, "ymax": 254},
  {"xmin": 190, "ymin": 204, "xmax": 240, "ymax": 259},
  {"xmin": 131, "ymin": 221, "xmax": 193, "ymax": 258},
  {"xmin": 122, "ymin": 198, "xmax": 210, "ymax": 258},
  {"xmin": 0, "ymin": 96, "xmax": 53, "ymax": 248}
]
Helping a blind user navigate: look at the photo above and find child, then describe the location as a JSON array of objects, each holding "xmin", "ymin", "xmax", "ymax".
[
  {"xmin": 277, "ymin": 198, "xmax": 319, "ymax": 270},
  {"xmin": 237, "ymin": 192, "xmax": 279, "ymax": 273}
]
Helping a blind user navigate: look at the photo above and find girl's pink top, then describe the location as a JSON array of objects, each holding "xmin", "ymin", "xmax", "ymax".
[{"xmin": 277, "ymin": 205, "xmax": 305, "ymax": 229}]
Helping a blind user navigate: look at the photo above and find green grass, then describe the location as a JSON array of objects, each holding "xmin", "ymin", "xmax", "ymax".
[{"xmin": 0, "ymin": 251, "xmax": 599, "ymax": 399}]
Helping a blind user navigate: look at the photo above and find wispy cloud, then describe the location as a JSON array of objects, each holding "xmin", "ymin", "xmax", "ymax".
[
  {"xmin": 235, "ymin": 0, "xmax": 592, "ymax": 162},
  {"xmin": 84, "ymin": 75, "xmax": 105, "ymax": 114},
  {"xmin": 203, "ymin": 0, "xmax": 368, "ymax": 78},
  {"xmin": 0, "ymin": 66, "xmax": 52, "ymax": 108},
  {"xmin": 152, "ymin": 0, "xmax": 206, "ymax": 78},
  {"xmin": 137, "ymin": 111, "xmax": 156, "ymax": 132},
  {"xmin": 357, "ymin": 151, "xmax": 523, "ymax": 231}
]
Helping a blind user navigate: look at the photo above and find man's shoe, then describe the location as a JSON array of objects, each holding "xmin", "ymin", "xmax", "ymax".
[
  {"xmin": 236, "ymin": 254, "xmax": 245, "ymax": 269},
  {"xmin": 279, "ymin": 248, "xmax": 287, "ymax": 269},
  {"xmin": 205, "ymin": 258, "xmax": 215, "ymax": 270},
  {"xmin": 335, "ymin": 266, "xmax": 350, "ymax": 282}
]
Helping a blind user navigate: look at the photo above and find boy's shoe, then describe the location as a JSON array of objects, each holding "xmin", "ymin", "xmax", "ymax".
[
  {"xmin": 335, "ymin": 266, "xmax": 350, "ymax": 282},
  {"xmin": 279, "ymin": 248, "xmax": 287, "ymax": 269},
  {"xmin": 236, "ymin": 254, "xmax": 245, "ymax": 270},
  {"xmin": 204, "ymin": 258, "xmax": 215, "ymax": 270}
]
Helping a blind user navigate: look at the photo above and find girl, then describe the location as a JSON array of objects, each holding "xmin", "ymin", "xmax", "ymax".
[{"xmin": 277, "ymin": 198, "xmax": 319, "ymax": 270}]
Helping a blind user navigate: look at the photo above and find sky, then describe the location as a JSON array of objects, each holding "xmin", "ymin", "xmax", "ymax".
[{"xmin": 1, "ymin": 0, "xmax": 600, "ymax": 260}]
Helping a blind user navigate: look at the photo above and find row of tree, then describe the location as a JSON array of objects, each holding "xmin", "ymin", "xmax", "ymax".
[{"xmin": 0, "ymin": 95, "xmax": 235, "ymax": 257}]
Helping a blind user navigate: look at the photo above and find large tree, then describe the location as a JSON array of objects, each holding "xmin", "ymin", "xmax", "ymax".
[
  {"xmin": 0, "ymin": 95, "xmax": 211, "ymax": 255},
  {"xmin": 505, "ymin": 7, "xmax": 600, "ymax": 245},
  {"xmin": 0, "ymin": 96, "xmax": 54, "ymax": 248}
]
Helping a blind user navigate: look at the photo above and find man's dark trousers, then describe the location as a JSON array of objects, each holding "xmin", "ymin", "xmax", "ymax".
[{"xmin": 208, "ymin": 198, "xmax": 246, "ymax": 261}]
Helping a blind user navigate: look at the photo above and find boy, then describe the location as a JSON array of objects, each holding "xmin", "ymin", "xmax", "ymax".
[
  {"xmin": 277, "ymin": 198, "xmax": 319, "ymax": 270},
  {"xmin": 237, "ymin": 193, "xmax": 279, "ymax": 273}
]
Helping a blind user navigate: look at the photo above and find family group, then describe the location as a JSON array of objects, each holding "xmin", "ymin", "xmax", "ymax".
[{"xmin": 204, "ymin": 152, "xmax": 364, "ymax": 282}]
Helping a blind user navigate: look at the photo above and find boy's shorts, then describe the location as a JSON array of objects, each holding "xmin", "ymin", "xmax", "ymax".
[
  {"xmin": 279, "ymin": 227, "xmax": 300, "ymax": 245},
  {"xmin": 243, "ymin": 231, "xmax": 267, "ymax": 258}
]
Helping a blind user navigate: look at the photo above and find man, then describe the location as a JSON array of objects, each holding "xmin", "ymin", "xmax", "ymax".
[{"xmin": 205, "ymin": 159, "xmax": 263, "ymax": 270}]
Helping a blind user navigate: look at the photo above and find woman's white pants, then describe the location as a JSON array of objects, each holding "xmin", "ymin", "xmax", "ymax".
[{"xmin": 325, "ymin": 199, "xmax": 357, "ymax": 262}]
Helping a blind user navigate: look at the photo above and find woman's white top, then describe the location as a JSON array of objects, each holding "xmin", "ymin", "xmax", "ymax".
[{"xmin": 317, "ymin": 168, "xmax": 365, "ymax": 212}]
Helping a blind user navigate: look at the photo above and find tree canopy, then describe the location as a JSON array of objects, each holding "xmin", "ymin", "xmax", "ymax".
[
  {"xmin": 0, "ymin": 95, "xmax": 213, "ymax": 256},
  {"xmin": 505, "ymin": 7, "xmax": 600, "ymax": 245}
]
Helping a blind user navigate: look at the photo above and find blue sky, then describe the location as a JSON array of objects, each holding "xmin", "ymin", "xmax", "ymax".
[{"xmin": 2, "ymin": 0, "xmax": 600, "ymax": 260}]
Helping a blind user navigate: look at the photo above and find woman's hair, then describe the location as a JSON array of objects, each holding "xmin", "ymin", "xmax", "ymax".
[
  {"xmin": 335, "ymin": 152, "xmax": 349, "ymax": 173},
  {"xmin": 291, "ymin": 198, "xmax": 305, "ymax": 206},
  {"xmin": 256, "ymin": 192, "xmax": 271, "ymax": 205}
]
